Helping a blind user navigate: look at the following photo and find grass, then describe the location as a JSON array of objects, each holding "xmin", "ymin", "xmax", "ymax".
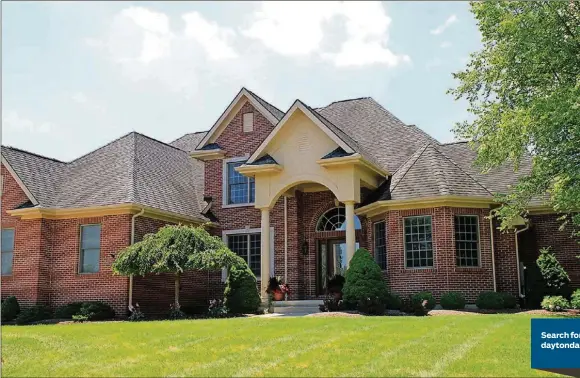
[{"xmin": 1, "ymin": 315, "xmax": 558, "ymax": 377}]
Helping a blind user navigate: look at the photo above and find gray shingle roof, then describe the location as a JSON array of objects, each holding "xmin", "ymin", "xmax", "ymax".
[
  {"xmin": 170, "ymin": 131, "xmax": 208, "ymax": 153},
  {"xmin": 1, "ymin": 147, "xmax": 68, "ymax": 206},
  {"xmin": 438, "ymin": 141, "xmax": 532, "ymax": 195},
  {"xmin": 316, "ymin": 98, "xmax": 438, "ymax": 173},
  {"xmin": 390, "ymin": 144, "xmax": 492, "ymax": 200},
  {"xmin": 2, "ymin": 132, "xmax": 205, "ymax": 220}
]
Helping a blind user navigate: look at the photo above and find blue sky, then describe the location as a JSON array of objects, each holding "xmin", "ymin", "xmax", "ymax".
[{"xmin": 2, "ymin": 1, "xmax": 481, "ymax": 161}]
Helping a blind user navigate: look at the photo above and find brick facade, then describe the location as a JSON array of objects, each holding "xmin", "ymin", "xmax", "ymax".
[{"xmin": 2, "ymin": 97, "xmax": 579, "ymax": 314}]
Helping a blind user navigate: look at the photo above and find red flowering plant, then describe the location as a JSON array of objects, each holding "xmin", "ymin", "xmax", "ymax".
[{"xmin": 266, "ymin": 276, "xmax": 290, "ymax": 300}]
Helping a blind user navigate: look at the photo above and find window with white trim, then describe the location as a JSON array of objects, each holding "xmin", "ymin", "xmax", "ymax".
[
  {"xmin": 79, "ymin": 224, "xmax": 101, "ymax": 273},
  {"xmin": 455, "ymin": 215, "xmax": 480, "ymax": 267},
  {"xmin": 404, "ymin": 216, "xmax": 433, "ymax": 268},
  {"xmin": 243, "ymin": 112, "xmax": 254, "ymax": 132},
  {"xmin": 1, "ymin": 229, "xmax": 15, "ymax": 275},
  {"xmin": 226, "ymin": 160, "xmax": 255, "ymax": 205},
  {"xmin": 316, "ymin": 207, "xmax": 362, "ymax": 231},
  {"xmin": 373, "ymin": 221, "xmax": 386, "ymax": 270},
  {"xmin": 227, "ymin": 233, "xmax": 261, "ymax": 276}
]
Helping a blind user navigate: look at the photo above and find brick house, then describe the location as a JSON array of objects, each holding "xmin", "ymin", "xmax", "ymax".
[{"xmin": 1, "ymin": 88, "xmax": 578, "ymax": 315}]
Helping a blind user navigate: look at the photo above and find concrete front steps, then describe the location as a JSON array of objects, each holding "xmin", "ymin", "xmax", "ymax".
[{"xmin": 272, "ymin": 300, "xmax": 322, "ymax": 316}]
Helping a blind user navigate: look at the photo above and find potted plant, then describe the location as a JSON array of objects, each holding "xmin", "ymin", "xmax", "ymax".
[
  {"xmin": 266, "ymin": 276, "xmax": 290, "ymax": 301},
  {"xmin": 327, "ymin": 274, "xmax": 345, "ymax": 300}
]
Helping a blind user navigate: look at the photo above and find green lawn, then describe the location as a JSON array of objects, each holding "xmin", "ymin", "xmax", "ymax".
[{"xmin": 2, "ymin": 315, "xmax": 557, "ymax": 377}]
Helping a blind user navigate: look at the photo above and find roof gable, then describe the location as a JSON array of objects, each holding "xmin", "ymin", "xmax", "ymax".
[
  {"xmin": 196, "ymin": 88, "xmax": 284, "ymax": 150},
  {"xmin": 247, "ymin": 100, "xmax": 357, "ymax": 164}
]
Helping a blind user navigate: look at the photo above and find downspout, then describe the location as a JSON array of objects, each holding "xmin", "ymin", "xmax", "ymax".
[
  {"xmin": 489, "ymin": 211, "xmax": 497, "ymax": 292},
  {"xmin": 284, "ymin": 196, "xmax": 288, "ymax": 293},
  {"xmin": 515, "ymin": 223, "xmax": 530, "ymax": 298},
  {"xmin": 129, "ymin": 208, "xmax": 145, "ymax": 308}
]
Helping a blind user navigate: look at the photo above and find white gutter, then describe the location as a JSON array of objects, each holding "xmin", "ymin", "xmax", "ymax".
[
  {"xmin": 489, "ymin": 211, "xmax": 497, "ymax": 292},
  {"xmin": 515, "ymin": 223, "xmax": 530, "ymax": 298},
  {"xmin": 128, "ymin": 208, "xmax": 145, "ymax": 308}
]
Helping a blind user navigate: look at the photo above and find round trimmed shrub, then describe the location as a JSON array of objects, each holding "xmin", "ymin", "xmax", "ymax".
[
  {"xmin": 342, "ymin": 248, "xmax": 388, "ymax": 309},
  {"xmin": 541, "ymin": 296, "xmax": 569, "ymax": 312},
  {"xmin": 571, "ymin": 289, "xmax": 580, "ymax": 310},
  {"xmin": 1, "ymin": 296, "xmax": 20, "ymax": 322},
  {"xmin": 500, "ymin": 292, "xmax": 517, "ymax": 309},
  {"xmin": 440, "ymin": 292, "xmax": 466, "ymax": 310},
  {"xmin": 476, "ymin": 291, "xmax": 504, "ymax": 309},
  {"xmin": 78, "ymin": 301, "xmax": 115, "ymax": 321},
  {"xmin": 411, "ymin": 291, "xmax": 436, "ymax": 310},
  {"xmin": 54, "ymin": 302, "xmax": 84, "ymax": 319},
  {"xmin": 224, "ymin": 259, "xmax": 261, "ymax": 314},
  {"xmin": 384, "ymin": 292, "xmax": 402, "ymax": 310},
  {"xmin": 15, "ymin": 304, "xmax": 52, "ymax": 325}
]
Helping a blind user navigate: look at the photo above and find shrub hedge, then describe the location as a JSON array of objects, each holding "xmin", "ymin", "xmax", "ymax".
[
  {"xmin": 224, "ymin": 259, "xmax": 261, "ymax": 314},
  {"xmin": 15, "ymin": 304, "xmax": 52, "ymax": 325},
  {"xmin": 411, "ymin": 292, "xmax": 436, "ymax": 310},
  {"xmin": 541, "ymin": 296, "xmax": 570, "ymax": 312},
  {"xmin": 54, "ymin": 302, "xmax": 84, "ymax": 319},
  {"xmin": 440, "ymin": 292, "xmax": 466, "ymax": 310},
  {"xmin": 571, "ymin": 289, "xmax": 580, "ymax": 310},
  {"xmin": 1, "ymin": 296, "xmax": 20, "ymax": 322}
]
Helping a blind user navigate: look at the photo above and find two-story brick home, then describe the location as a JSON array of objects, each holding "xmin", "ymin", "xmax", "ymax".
[{"xmin": 2, "ymin": 88, "xmax": 578, "ymax": 315}]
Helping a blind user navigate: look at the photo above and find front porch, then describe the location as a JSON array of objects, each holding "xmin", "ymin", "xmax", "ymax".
[{"xmin": 234, "ymin": 102, "xmax": 386, "ymax": 302}]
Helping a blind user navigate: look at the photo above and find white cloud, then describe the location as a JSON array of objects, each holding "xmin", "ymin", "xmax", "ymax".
[
  {"xmin": 243, "ymin": 1, "xmax": 410, "ymax": 67},
  {"xmin": 183, "ymin": 12, "xmax": 238, "ymax": 60},
  {"xmin": 3, "ymin": 111, "xmax": 53, "ymax": 134},
  {"xmin": 430, "ymin": 14, "xmax": 457, "ymax": 35},
  {"xmin": 87, "ymin": 7, "xmax": 240, "ymax": 96},
  {"xmin": 440, "ymin": 41, "xmax": 452, "ymax": 48}
]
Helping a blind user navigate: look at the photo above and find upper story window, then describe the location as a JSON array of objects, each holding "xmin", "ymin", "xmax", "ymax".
[
  {"xmin": 404, "ymin": 216, "xmax": 433, "ymax": 268},
  {"xmin": 1, "ymin": 229, "xmax": 15, "ymax": 275},
  {"xmin": 243, "ymin": 112, "xmax": 254, "ymax": 133},
  {"xmin": 374, "ymin": 221, "xmax": 387, "ymax": 270},
  {"xmin": 80, "ymin": 224, "xmax": 101, "ymax": 273},
  {"xmin": 455, "ymin": 215, "xmax": 480, "ymax": 267},
  {"xmin": 316, "ymin": 207, "xmax": 362, "ymax": 231},
  {"xmin": 225, "ymin": 159, "xmax": 255, "ymax": 205}
]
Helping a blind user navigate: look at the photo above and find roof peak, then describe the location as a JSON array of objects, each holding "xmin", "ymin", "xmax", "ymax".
[{"xmin": 317, "ymin": 96, "xmax": 372, "ymax": 110}]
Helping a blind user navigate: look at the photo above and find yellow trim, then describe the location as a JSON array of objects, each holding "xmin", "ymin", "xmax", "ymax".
[
  {"xmin": 317, "ymin": 154, "xmax": 389, "ymax": 177},
  {"xmin": 190, "ymin": 149, "xmax": 225, "ymax": 161},
  {"xmin": 236, "ymin": 163, "xmax": 282, "ymax": 176},
  {"xmin": 527, "ymin": 205, "xmax": 556, "ymax": 215},
  {"xmin": 356, "ymin": 196, "xmax": 494, "ymax": 217},
  {"xmin": 6, "ymin": 203, "xmax": 208, "ymax": 225}
]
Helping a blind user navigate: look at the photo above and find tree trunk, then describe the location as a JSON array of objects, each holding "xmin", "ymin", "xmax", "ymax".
[{"xmin": 175, "ymin": 271, "xmax": 181, "ymax": 306}]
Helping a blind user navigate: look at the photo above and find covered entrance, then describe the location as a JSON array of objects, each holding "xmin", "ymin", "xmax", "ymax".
[{"xmin": 235, "ymin": 100, "xmax": 387, "ymax": 301}]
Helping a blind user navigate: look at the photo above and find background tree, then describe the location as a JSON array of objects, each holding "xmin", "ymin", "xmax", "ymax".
[
  {"xmin": 113, "ymin": 225, "xmax": 239, "ymax": 307},
  {"xmin": 449, "ymin": 1, "xmax": 579, "ymax": 235}
]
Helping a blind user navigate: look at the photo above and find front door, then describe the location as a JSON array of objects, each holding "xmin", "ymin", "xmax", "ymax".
[{"xmin": 317, "ymin": 239, "xmax": 359, "ymax": 295}]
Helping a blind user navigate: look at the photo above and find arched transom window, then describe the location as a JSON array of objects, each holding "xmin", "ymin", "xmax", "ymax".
[{"xmin": 316, "ymin": 207, "xmax": 362, "ymax": 231}]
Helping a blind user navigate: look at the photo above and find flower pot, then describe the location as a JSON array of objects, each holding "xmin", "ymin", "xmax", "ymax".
[{"xmin": 273, "ymin": 291, "xmax": 285, "ymax": 301}]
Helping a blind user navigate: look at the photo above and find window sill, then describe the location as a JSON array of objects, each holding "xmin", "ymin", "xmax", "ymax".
[
  {"xmin": 404, "ymin": 267, "xmax": 436, "ymax": 273},
  {"xmin": 222, "ymin": 203, "xmax": 255, "ymax": 209},
  {"xmin": 77, "ymin": 272, "xmax": 100, "ymax": 275}
]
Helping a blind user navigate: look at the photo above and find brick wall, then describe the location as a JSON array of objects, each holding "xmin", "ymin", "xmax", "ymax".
[
  {"xmin": 46, "ymin": 215, "xmax": 132, "ymax": 316},
  {"xmin": 1, "ymin": 164, "xmax": 45, "ymax": 306},
  {"xmin": 525, "ymin": 214, "xmax": 580, "ymax": 289},
  {"xmin": 373, "ymin": 207, "xmax": 494, "ymax": 303}
]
